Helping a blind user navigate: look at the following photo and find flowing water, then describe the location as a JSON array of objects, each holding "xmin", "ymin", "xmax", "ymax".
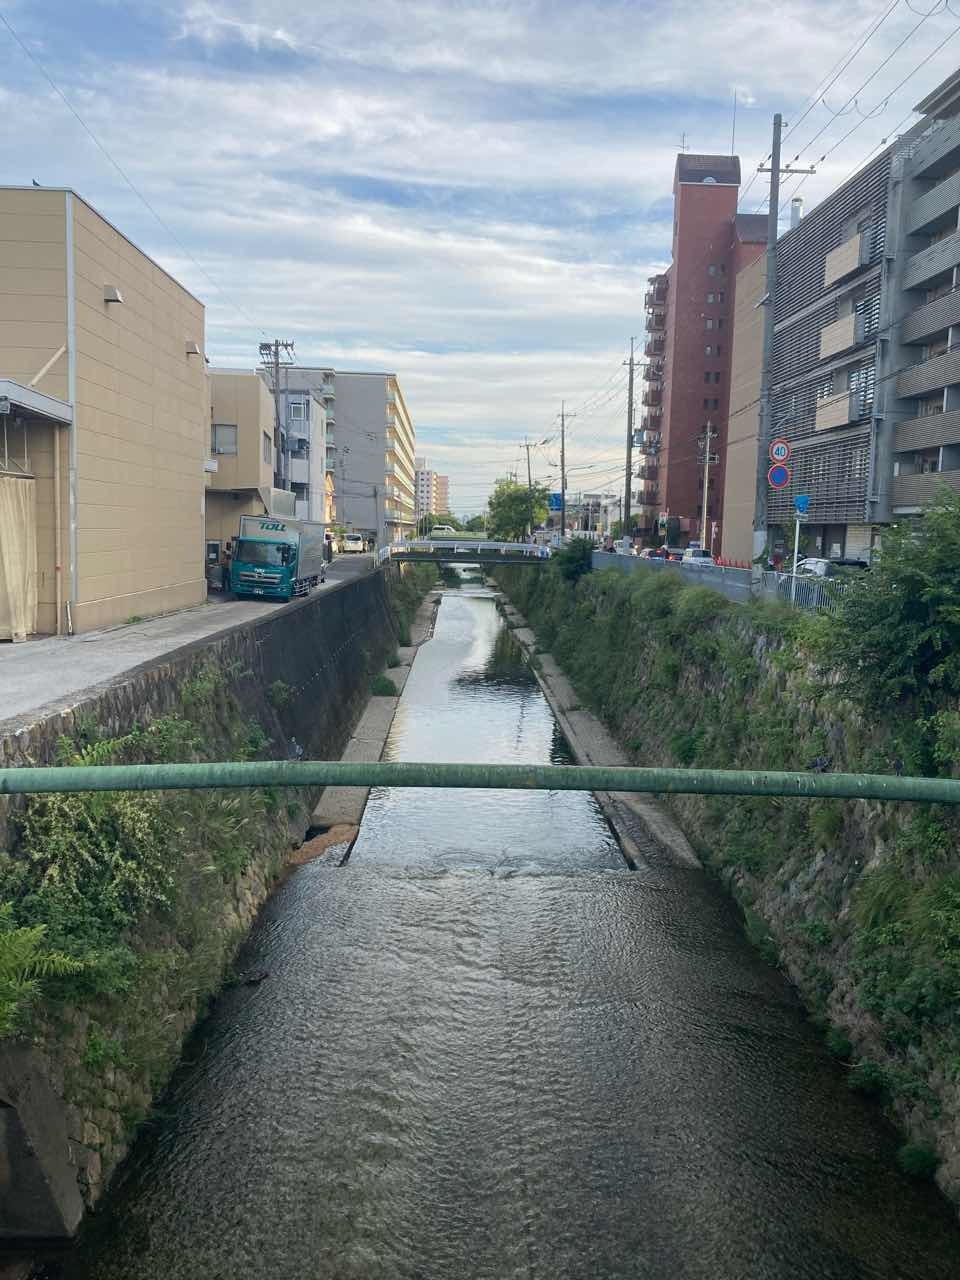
[{"xmin": 55, "ymin": 580, "xmax": 960, "ymax": 1279}]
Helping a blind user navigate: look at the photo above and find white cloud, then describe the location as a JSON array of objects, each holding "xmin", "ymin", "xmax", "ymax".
[{"xmin": 3, "ymin": 0, "xmax": 960, "ymax": 511}]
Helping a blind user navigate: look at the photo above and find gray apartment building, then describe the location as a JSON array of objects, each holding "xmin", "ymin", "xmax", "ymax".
[
  {"xmin": 737, "ymin": 66, "xmax": 960, "ymax": 561},
  {"xmin": 289, "ymin": 368, "xmax": 416, "ymax": 541}
]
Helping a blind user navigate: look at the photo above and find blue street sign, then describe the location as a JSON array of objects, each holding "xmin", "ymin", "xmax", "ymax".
[
  {"xmin": 794, "ymin": 494, "xmax": 810, "ymax": 515},
  {"xmin": 548, "ymin": 492, "xmax": 563, "ymax": 511},
  {"xmin": 767, "ymin": 463, "xmax": 791, "ymax": 490}
]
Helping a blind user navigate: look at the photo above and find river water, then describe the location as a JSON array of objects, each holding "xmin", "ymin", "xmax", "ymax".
[{"xmin": 56, "ymin": 580, "xmax": 960, "ymax": 1279}]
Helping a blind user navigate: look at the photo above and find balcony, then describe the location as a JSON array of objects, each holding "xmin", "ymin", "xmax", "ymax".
[
  {"xmin": 644, "ymin": 289, "xmax": 667, "ymax": 309},
  {"xmin": 635, "ymin": 464, "xmax": 659, "ymax": 481},
  {"xmin": 320, "ymin": 382, "xmax": 335, "ymax": 399},
  {"xmin": 818, "ymin": 312, "xmax": 869, "ymax": 360},
  {"xmin": 645, "ymin": 336, "xmax": 665, "ymax": 357},
  {"xmin": 641, "ymin": 388, "xmax": 662, "ymax": 408},
  {"xmin": 908, "ymin": 118, "xmax": 960, "ymax": 181},
  {"xmin": 896, "ymin": 347, "xmax": 960, "ymax": 398},
  {"xmin": 815, "ymin": 391, "xmax": 857, "ymax": 432},
  {"xmin": 642, "ymin": 361, "xmax": 663, "ymax": 382},
  {"xmin": 907, "ymin": 169, "xmax": 960, "ymax": 235},
  {"xmin": 903, "ymin": 229, "xmax": 960, "ymax": 290},
  {"xmin": 631, "ymin": 502, "xmax": 658, "ymax": 523},
  {"xmin": 646, "ymin": 311, "xmax": 666, "ymax": 331},
  {"xmin": 892, "ymin": 467, "xmax": 960, "ymax": 509},
  {"xmin": 895, "ymin": 407, "xmax": 960, "ymax": 453},
  {"xmin": 639, "ymin": 413, "xmax": 662, "ymax": 432},
  {"xmin": 823, "ymin": 231, "xmax": 869, "ymax": 289},
  {"xmin": 289, "ymin": 457, "xmax": 309, "ymax": 485},
  {"xmin": 902, "ymin": 286, "xmax": 960, "ymax": 345}
]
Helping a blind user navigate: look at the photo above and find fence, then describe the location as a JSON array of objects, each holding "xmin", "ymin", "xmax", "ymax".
[{"xmin": 592, "ymin": 551, "xmax": 848, "ymax": 613}]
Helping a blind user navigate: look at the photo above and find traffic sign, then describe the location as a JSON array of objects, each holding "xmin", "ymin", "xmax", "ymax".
[
  {"xmin": 794, "ymin": 494, "xmax": 810, "ymax": 515},
  {"xmin": 548, "ymin": 492, "xmax": 563, "ymax": 512},
  {"xmin": 769, "ymin": 437, "xmax": 791, "ymax": 464},
  {"xmin": 768, "ymin": 463, "xmax": 791, "ymax": 490}
]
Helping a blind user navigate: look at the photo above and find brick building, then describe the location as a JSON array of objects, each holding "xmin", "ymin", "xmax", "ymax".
[{"xmin": 643, "ymin": 155, "xmax": 765, "ymax": 549}]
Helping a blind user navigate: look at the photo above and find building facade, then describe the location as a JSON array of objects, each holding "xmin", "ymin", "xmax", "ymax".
[
  {"xmin": 719, "ymin": 252, "xmax": 765, "ymax": 563},
  {"xmin": 645, "ymin": 156, "xmax": 765, "ymax": 549},
  {"xmin": 298, "ymin": 370, "xmax": 416, "ymax": 541},
  {"xmin": 721, "ymin": 68, "xmax": 960, "ymax": 562},
  {"xmin": 415, "ymin": 457, "xmax": 439, "ymax": 521},
  {"xmin": 269, "ymin": 370, "xmax": 333, "ymax": 523},
  {"xmin": 0, "ymin": 187, "xmax": 208, "ymax": 637},
  {"xmin": 435, "ymin": 473, "xmax": 450, "ymax": 515}
]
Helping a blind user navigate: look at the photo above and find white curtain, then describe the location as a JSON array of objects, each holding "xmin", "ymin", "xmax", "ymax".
[{"xmin": 0, "ymin": 474, "xmax": 38, "ymax": 642}]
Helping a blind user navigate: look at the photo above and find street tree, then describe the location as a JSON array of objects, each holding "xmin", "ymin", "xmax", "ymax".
[
  {"xmin": 463, "ymin": 514, "xmax": 486, "ymax": 532},
  {"xmin": 487, "ymin": 479, "xmax": 550, "ymax": 541}
]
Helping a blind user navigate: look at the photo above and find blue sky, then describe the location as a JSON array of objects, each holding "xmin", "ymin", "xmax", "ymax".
[{"xmin": 3, "ymin": 0, "xmax": 960, "ymax": 511}]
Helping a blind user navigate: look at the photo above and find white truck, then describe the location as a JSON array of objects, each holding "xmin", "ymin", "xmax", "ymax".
[{"xmin": 230, "ymin": 516, "xmax": 327, "ymax": 602}]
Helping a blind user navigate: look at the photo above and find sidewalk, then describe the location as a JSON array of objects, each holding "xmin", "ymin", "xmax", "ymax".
[{"xmin": 0, "ymin": 556, "xmax": 374, "ymax": 733}]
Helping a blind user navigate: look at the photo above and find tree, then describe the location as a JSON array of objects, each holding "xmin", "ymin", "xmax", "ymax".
[
  {"xmin": 487, "ymin": 479, "xmax": 550, "ymax": 541},
  {"xmin": 463, "ymin": 514, "xmax": 486, "ymax": 532},
  {"xmin": 813, "ymin": 489, "xmax": 960, "ymax": 712}
]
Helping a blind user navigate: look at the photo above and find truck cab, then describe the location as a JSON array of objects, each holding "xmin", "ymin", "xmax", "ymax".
[{"xmin": 230, "ymin": 517, "xmax": 326, "ymax": 602}]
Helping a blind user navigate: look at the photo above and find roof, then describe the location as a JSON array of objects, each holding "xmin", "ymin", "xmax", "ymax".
[
  {"xmin": 0, "ymin": 379, "xmax": 73, "ymax": 424},
  {"xmin": 734, "ymin": 213, "xmax": 768, "ymax": 244},
  {"xmin": 915, "ymin": 66, "xmax": 960, "ymax": 119},
  {"xmin": 677, "ymin": 154, "xmax": 741, "ymax": 185}
]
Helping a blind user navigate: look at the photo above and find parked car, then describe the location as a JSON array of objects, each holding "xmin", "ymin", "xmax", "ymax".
[
  {"xmin": 797, "ymin": 556, "xmax": 869, "ymax": 578},
  {"xmin": 342, "ymin": 533, "xmax": 366, "ymax": 553},
  {"xmin": 663, "ymin": 547, "xmax": 684, "ymax": 561},
  {"xmin": 614, "ymin": 538, "xmax": 637, "ymax": 556},
  {"xmin": 682, "ymin": 547, "xmax": 715, "ymax": 565},
  {"xmin": 430, "ymin": 524, "xmax": 458, "ymax": 536},
  {"xmin": 638, "ymin": 547, "xmax": 662, "ymax": 559}
]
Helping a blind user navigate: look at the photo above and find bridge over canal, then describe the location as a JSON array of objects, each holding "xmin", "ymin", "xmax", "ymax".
[{"xmin": 376, "ymin": 539, "xmax": 550, "ymax": 566}]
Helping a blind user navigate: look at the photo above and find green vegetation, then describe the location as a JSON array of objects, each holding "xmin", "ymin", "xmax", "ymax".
[
  {"xmin": 387, "ymin": 650, "xmax": 402, "ymax": 668},
  {"xmin": 371, "ymin": 673, "xmax": 398, "ymax": 696},
  {"xmin": 267, "ymin": 679, "xmax": 293, "ymax": 709},
  {"xmin": 388, "ymin": 563, "xmax": 437, "ymax": 645},
  {"xmin": 486, "ymin": 478, "xmax": 549, "ymax": 542},
  {"xmin": 553, "ymin": 537, "xmax": 595, "ymax": 584},
  {"xmin": 897, "ymin": 1142, "xmax": 940, "ymax": 1179},
  {"xmin": 0, "ymin": 663, "xmax": 291, "ymax": 1077},
  {"xmin": 462, "ymin": 514, "xmax": 486, "ymax": 533},
  {"xmin": 495, "ymin": 495, "xmax": 960, "ymax": 1173}
]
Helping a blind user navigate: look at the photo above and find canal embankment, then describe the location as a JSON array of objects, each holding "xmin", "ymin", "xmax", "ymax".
[
  {"xmin": 0, "ymin": 563, "xmax": 435, "ymax": 1237},
  {"xmin": 495, "ymin": 554, "xmax": 960, "ymax": 1210}
]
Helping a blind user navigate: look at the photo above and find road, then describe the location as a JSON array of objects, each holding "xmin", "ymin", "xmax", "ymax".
[{"xmin": 0, "ymin": 554, "xmax": 374, "ymax": 733}]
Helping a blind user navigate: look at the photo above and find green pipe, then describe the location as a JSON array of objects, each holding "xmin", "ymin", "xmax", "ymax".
[{"xmin": 0, "ymin": 761, "xmax": 957, "ymax": 804}]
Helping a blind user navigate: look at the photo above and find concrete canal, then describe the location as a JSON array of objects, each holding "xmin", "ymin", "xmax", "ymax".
[{"xmin": 53, "ymin": 576, "xmax": 960, "ymax": 1278}]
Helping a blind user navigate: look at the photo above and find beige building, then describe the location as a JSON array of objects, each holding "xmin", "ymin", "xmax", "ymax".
[
  {"xmin": 720, "ymin": 252, "xmax": 765, "ymax": 564},
  {"xmin": 415, "ymin": 457, "xmax": 439, "ymax": 521},
  {"xmin": 0, "ymin": 187, "xmax": 208, "ymax": 637},
  {"xmin": 205, "ymin": 370, "xmax": 293, "ymax": 557},
  {"xmin": 435, "ymin": 473, "xmax": 450, "ymax": 515}
]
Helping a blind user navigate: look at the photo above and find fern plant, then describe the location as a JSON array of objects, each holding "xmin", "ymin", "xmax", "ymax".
[{"xmin": 0, "ymin": 903, "xmax": 83, "ymax": 1036}]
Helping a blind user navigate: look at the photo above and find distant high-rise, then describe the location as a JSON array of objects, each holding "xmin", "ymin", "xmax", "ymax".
[{"xmin": 643, "ymin": 154, "xmax": 765, "ymax": 550}]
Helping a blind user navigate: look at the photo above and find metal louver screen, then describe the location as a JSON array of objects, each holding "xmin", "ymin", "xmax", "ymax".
[{"xmin": 766, "ymin": 432, "xmax": 871, "ymax": 525}]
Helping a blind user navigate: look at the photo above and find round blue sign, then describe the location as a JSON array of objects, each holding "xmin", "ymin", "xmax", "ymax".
[{"xmin": 767, "ymin": 463, "xmax": 791, "ymax": 490}]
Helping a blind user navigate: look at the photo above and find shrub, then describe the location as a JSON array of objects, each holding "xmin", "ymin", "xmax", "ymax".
[
  {"xmin": 554, "ymin": 538, "xmax": 595, "ymax": 584},
  {"xmin": 896, "ymin": 1142, "xmax": 940, "ymax": 1179},
  {"xmin": 673, "ymin": 584, "xmax": 728, "ymax": 628},
  {"xmin": 371, "ymin": 673, "xmax": 398, "ymax": 696},
  {"xmin": 825, "ymin": 1029, "xmax": 853, "ymax": 1059},
  {"xmin": 847, "ymin": 1061, "xmax": 891, "ymax": 1097},
  {"xmin": 0, "ymin": 904, "xmax": 83, "ymax": 1036},
  {"xmin": 267, "ymin": 680, "xmax": 292, "ymax": 709}
]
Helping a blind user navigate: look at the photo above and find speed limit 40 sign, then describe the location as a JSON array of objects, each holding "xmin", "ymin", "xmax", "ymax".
[{"xmin": 769, "ymin": 437, "xmax": 791, "ymax": 464}]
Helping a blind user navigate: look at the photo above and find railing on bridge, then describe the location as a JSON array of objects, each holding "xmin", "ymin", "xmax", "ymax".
[{"xmin": 378, "ymin": 540, "xmax": 550, "ymax": 564}]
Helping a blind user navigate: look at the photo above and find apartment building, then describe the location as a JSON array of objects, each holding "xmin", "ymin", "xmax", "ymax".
[
  {"xmin": 415, "ymin": 457, "xmax": 439, "ymax": 521},
  {"xmin": 720, "ymin": 66, "xmax": 960, "ymax": 562},
  {"xmin": 644, "ymin": 155, "xmax": 766, "ymax": 549},
  {"xmin": 435, "ymin": 473, "xmax": 450, "ymax": 515},
  {"xmin": 271, "ymin": 367, "xmax": 335, "ymax": 523},
  {"xmin": 310, "ymin": 370, "xmax": 415, "ymax": 540},
  {"xmin": 0, "ymin": 187, "xmax": 208, "ymax": 638},
  {"xmin": 719, "ymin": 251, "xmax": 766, "ymax": 563}
]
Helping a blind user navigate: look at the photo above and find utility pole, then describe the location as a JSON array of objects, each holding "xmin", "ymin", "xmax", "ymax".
[
  {"xmin": 698, "ymin": 422, "xmax": 719, "ymax": 546},
  {"xmin": 523, "ymin": 437, "xmax": 534, "ymax": 537},
  {"xmin": 622, "ymin": 336, "xmax": 637, "ymax": 538},
  {"xmin": 752, "ymin": 117, "xmax": 816, "ymax": 578},
  {"xmin": 559, "ymin": 402, "xmax": 574, "ymax": 539},
  {"xmin": 259, "ymin": 339, "xmax": 296, "ymax": 488}
]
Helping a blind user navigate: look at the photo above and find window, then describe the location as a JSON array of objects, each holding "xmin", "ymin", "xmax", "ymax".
[
  {"xmin": 705, "ymin": 345, "xmax": 714, "ymax": 356},
  {"xmin": 703, "ymin": 398, "xmax": 711, "ymax": 409},
  {"xmin": 917, "ymin": 392, "xmax": 944, "ymax": 417},
  {"xmin": 706, "ymin": 292, "xmax": 716, "ymax": 303},
  {"xmin": 708, "ymin": 264, "xmax": 717, "ymax": 276},
  {"xmin": 288, "ymin": 400, "xmax": 306, "ymax": 420},
  {"xmin": 816, "ymin": 375, "xmax": 834, "ymax": 400},
  {"xmin": 712, "ymin": 372, "xmax": 722, "ymax": 385},
  {"xmin": 720, "ymin": 264, "xmax": 727, "ymax": 275},
  {"xmin": 705, "ymin": 317, "xmax": 714, "ymax": 330},
  {"xmin": 205, "ymin": 541, "xmax": 221, "ymax": 564},
  {"xmin": 263, "ymin": 431, "xmax": 272, "ymax": 464},
  {"xmin": 718, "ymin": 291, "xmax": 725, "ymax": 304},
  {"xmin": 704, "ymin": 372, "xmax": 712, "ymax": 384},
  {"xmin": 211, "ymin": 423, "xmax": 237, "ymax": 455},
  {"xmin": 718, "ymin": 318, "xmax": 725, "ymax": 330},
  {"xmin": 712, "ymin": 398, "xmax": 720, "ymax": 410}
]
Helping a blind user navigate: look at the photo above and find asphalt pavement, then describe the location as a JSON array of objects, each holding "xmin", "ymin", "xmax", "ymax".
[{"xmin": 0, "ymin": 554, "xmax": 374, "ymax": 733}]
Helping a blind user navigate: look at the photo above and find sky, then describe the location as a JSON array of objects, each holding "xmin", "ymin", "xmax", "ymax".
[{"xmin": 3, "ymin": 1, "xmax": 960, "ymax": 514}]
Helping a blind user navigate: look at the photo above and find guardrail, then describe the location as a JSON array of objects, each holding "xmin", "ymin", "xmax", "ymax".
[
  {"xmin": 592, "ymin": 551, "xmax": 850, "ymax": 613},
  {"xmin": 381, "ymin": 540, "xmax": 551, "ymax": 560},
  {"xmin": 0, "ymin": 760, "xmax": 952, "ymax": 804}
]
